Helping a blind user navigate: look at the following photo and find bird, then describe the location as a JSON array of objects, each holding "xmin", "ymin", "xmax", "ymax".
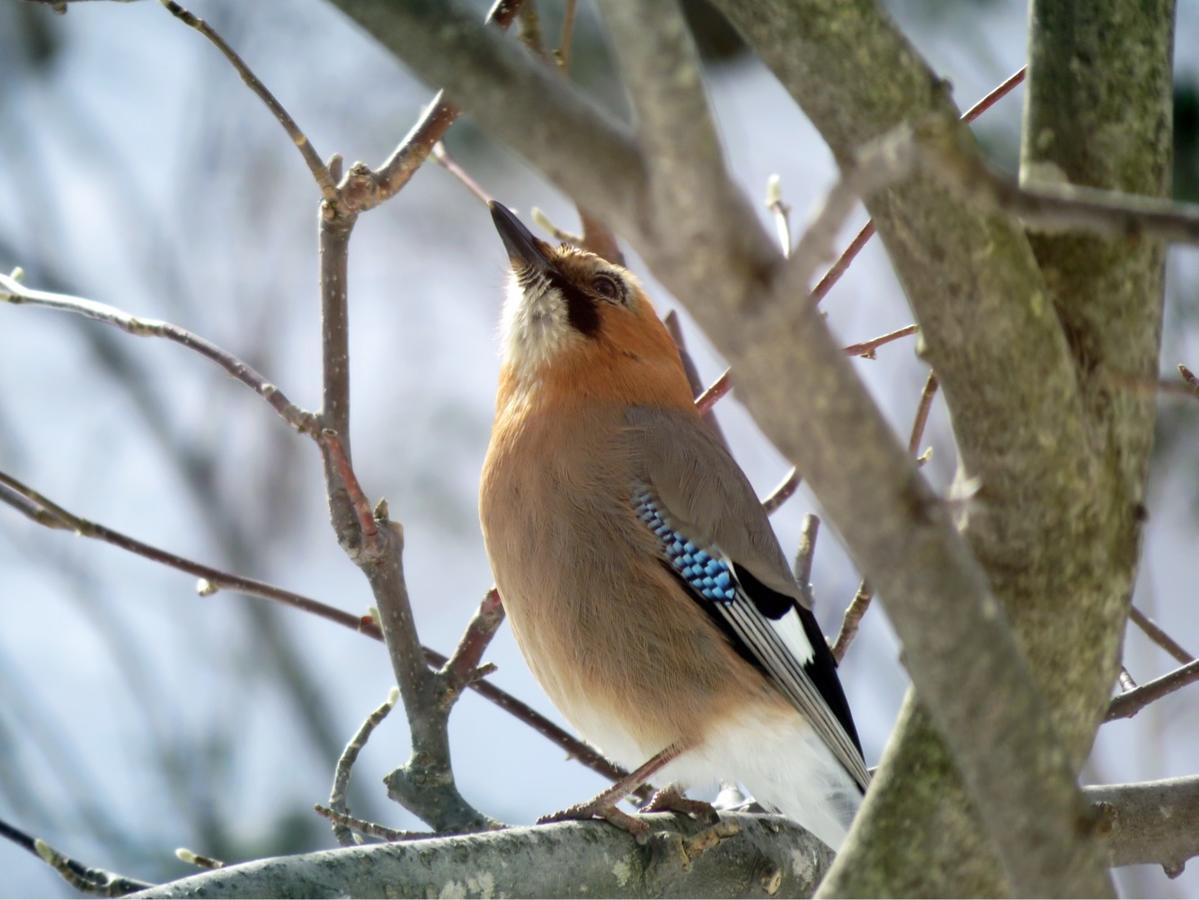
[{"xmin": 479, "ymin": 201, "xmax": 869, "ymax": 850}]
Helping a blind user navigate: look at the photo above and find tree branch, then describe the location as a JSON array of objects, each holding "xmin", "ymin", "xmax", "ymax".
[
  {"xmin": 158, "ymin": 0, "xmax": 339, "ymax": 202},
  {"xmin": 0, "ymin": 816, "xmax": 152, "ymax": 897},
  {"xmin": 128, "ymin": 814, "xmax": 833, "ymax": 899},
  {"xmin": 0, "ymin": 272, "xmax": 316, "ymax": 436},
  {"xmin": 1089, "ymin": 775, "xmax": 1199, "ymax": 878},
  {"xmin": 1106, "ymin": 658, "xmax": 1199, "ymax": 721},
  {"xmin": 1129, "ymin": 604, "xmax": 1194, "ymax": 664},
  {"xmin": 326, "ymin": 688, "xmax": 400, "ymax": 847}
]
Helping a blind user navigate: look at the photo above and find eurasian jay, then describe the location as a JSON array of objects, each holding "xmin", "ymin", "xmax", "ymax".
[{"xmin": 479, "ymin": 202, "xmax": 869, "ymax": 850}]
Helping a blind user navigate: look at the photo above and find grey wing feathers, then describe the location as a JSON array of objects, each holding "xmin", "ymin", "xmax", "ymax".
[
  {"xmin": 627, "ymin": 406, "xmax": 870, "ymax": 791},
  {"xmin": 626, "ymin": 406, "xmax": 807, "ymax": 608}
]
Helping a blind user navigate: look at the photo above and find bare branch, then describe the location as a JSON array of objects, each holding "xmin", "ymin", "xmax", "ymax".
[
  {"xmin": 532, "ymin": 207, "xmax": 584, "ymax": 245},
  {"xmin": 832, "ymin": 370, "xmax": 938, "ymax": 662},
  {"xmin": 694, "ymin": 369, "xmax": 732, "ymax": 416},
  {"xmin": 915, "ymin": 125, "xmax": 1199, "ymax": 245},
  {"xmin": 1106, "ymin": 658, "xmax": 1199, "ymax": 721},
  {"xmin": 1180, "ymin": 363, "xmax": 1199, "ymax": 391},
  {"xmin": 437, "ymin": 588, "xmax": 506, "ymax": 704},
  {"xmin": 362, "ymin": 0, "xmax": 522, "ymax": 211},
  {"xmin": 765, "ymin": 174, "xmax": 792, "ymax": 257},
  {"xmin": 556, "ymin": 0, "xmax": 578, "ymax": 70},
  {"xmin": 908, "ymin": 371, "xmax": 940, "ymax": 456},
  {"xmin": 698, "ymin": 325, "xmax": 918, "ymax": 417},
  {"xmin": 663, "ymin": 311, "xmax": 728, "ymax": 447},
  {"xmin": 809, "ymin": 66, "xmax": 1027, "ymax": 307},
  {"xmin": 0, "ymin": 816, "xmax": 152, "ymax": 897},
  {"xmin": 1088, "ymin": 775, "xmax": 1199, "ymax": 877},
  {"xmin": 432, "ymin": 142, "xmax": 494, "ymax": 206},
  {"xmin": 761, "ymin": 469, "xmax": 801, "ymax": 515},
  {"xmin": 327, "ymin": 688, "xmax": 401, "ymax": 847},
  {"xmin": 841, "ymin": 324, "xmax": 919, "ymax": 360},
  {"xmin": 0, "ymin": 272, "xmax": 316, "ymax": 436},
  {"xmin": 0, "ymin": 469, "xmax": 375, "ymax": 637},
  {"xmin": 831, "ymin": 582, "xmax": 872, "ymax": 664},
  {"xmin": 174, "ymin": 849, "xmax": 225, "ymax": 871},
  {"xmin": 313, "ymin": 805, "xmax": 427, "ymax": 843},
  {"xmin": 158, "ymin": 0, "xmax": 338, "ymax": 203},
  {"xmin": 792, "ymin": 514, "xmax": 820, "ymax": 611},
  {"xmin": 1129, "ymin": 605, "xmax": 1194, "ymax": 665}
]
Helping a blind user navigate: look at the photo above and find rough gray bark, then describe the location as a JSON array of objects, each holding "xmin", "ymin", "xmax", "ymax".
[
  {"xmin": 118, "ymin": 778, "xmax": 1199, "ymax": 897},
  {"xmin": 130, "ymin": 815, "xmax": 833, "ymax": 899},
  {"xmin": 710, "ymin": 1, "xmax": 1174, "ymax": 894}
]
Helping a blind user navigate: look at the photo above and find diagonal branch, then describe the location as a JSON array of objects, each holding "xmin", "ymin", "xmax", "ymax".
[
  {"xmin": 0, "ymin": 816, "xmax": 152, "ymax": 897},
  {"xmin": 158, "ymin": 0, "xmax": 338, "ymax": 203},
  {"xmin": 1129, "ymin": 605, "xmax": 1193, "ymax": 665},
  {"xmin": 0, "ymin": 272, "xmax": 315, "ymax": 436},
  {"xmin": 1106, "ymin": 658, "xmax": 1199, "ymax": 721},
  {"xmin": 327, "ymin": 688, "xmax": 401, "ymax": 847}
]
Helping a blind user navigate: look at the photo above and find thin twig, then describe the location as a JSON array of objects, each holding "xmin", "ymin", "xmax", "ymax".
[
  {"xmin": 765, "ymin": 174, "xmax": 792, "ymax": 258},
  {"xmin": 0, "ymin": 272, "xmax": 316, "ymax": 436},
  {"xmin": 313, "ymin": 804, "xmax": 429, "ymax": 843},
  {"xmin": 908, "ymin": 371, "xmax": 941, "ymax": 456},
  {"xmin": 761, "ymin": 469, "xmax": 801, "ymax": 515},
  {"xmin": 1118, "ymin": 668, "xmax": 1138, "ymax": 692},
  {"xmin": 695, "ymin": 369, "xmax": 732, "ymax": 415},
  {"xmin": 810, "ymin": 66, "xmax": 1027, "ymax": 307},
  {"xmin": 532, "ymin": 207, "xmax": 584, "ymax": 245},
  {"xmin": 810, "ymin": 220, "xmax": 874, "ymax": 306},
  {"xmin": 831, "ymin": 582, "xmax": 872, "ymax": 663},
  {"xmin": 832, "ymin": 370, "xmax": 939, "ymax": 661},
  {"xmin": 695, "ymin": 327, "xmax": 919, "ymax": 415},
  {"xmin": 158, "ymin": 0, "xmax": 338, "ymax": 202},
  {"xmin": 328, "ymin": 688, "xmax": 401, "ymax": 847},
  {"xmin": 1180, "ymin": 364, "xmax": 1199, "ymax": 390},
  {"xmin": 842, "ymin": 324, "xmax": 919, "ymax": 359},
  {"xmin": 352, "ymin": 0, "xmax": 522, "ymax": 214},
  {"xmin": 1129, "ymin": 605, "xmax": 1194, "ymax": 664},
  {"xmin": 1107, "ymin": 658, "xmax": 1199, "ymax": 721},
  {"xmin": 0, "ymin": 469, "xmax": 378, "ymax": 637},
  {"xmin": 319, "ymin": 429, "xmax": 381, "ymax": 554},
  {"xmin": 556, "ymin": 0, "xmax": 578, "ymax": 70},
  {"xmin": 175, "ymin": 848, "xmax": 225, "ymax": 870},
  {"xmin": 438, "ymin": 589, "xmax": 506, "ymax": 703},
  {"xmin": 0, "ymin": 816, "xmax": 152, "ymax": 897},
  {"xmin": 792, "ymin": 515, "xmax": 820, "ymax": 610},
  {"xmin": 664, "ymin": 310, "xmax": 728, "ymax": 447},
  {"xmin": 517, "ymin": 0, "xmax": 547, "ymax": 58},
  {"xmin": 432, "ymin": 142, "xmax": 494, "ymax": 206},
  {"xmin": 961, "ymin": 67, "xmax": 1028, "ymax": 124}
]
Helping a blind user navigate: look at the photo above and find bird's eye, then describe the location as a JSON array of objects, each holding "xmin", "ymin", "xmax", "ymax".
[{"xmin": 591, "ymin": 272, "xmax": 625, "ymax": 303}]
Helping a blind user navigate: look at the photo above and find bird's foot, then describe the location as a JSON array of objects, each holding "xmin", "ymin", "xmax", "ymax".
[
  {"xmin": 537, "ymin": 798, "xmax": 651, "ymax": 843},
  {"xmin": 641, "ymin": 785, "xmax": 720, "ymax": 824}
]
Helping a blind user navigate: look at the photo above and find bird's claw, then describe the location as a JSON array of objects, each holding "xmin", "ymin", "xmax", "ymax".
[
  {"xmin": 537, "ymin": 799, "xmax": 652, "ymax": 843},
  {"xmin": 641, "ymin": 785, "xmax": 720, "ymax": 824}
]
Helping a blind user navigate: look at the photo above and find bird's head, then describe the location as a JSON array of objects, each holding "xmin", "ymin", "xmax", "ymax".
[{"xmin": 489, "ymin": 202, "xmax": 692, "ymax": 409}]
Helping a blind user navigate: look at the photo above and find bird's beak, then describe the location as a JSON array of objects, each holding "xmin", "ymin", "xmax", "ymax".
[{"xmin": 489, "ymin": 201, "xmax": 554, "ymax": 275}]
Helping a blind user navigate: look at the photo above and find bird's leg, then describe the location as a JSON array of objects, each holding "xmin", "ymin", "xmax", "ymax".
[
  {"xmin": 640, "ymin": 783, "xmax": 720, "ymax": 824},
  {"xmin": 537, "ymin": 743, "xmax": 686, "ymax": 841}
]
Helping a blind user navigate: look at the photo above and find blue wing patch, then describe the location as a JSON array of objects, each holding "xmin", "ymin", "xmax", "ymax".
[
  {"xmin": 633, "ymin": 486, "xmax": 736, "ymax": 602},
  {"xmin": 632, "ymin": 482, "xmax": 869, "ymax": 789}
]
